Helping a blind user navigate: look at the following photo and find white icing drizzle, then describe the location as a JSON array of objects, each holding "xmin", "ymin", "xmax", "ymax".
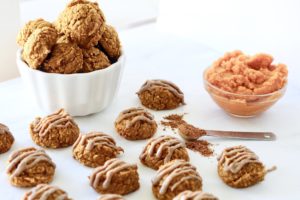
[
  {"xmin": 115, "ymin": 107, "xmax": 155, "ymax": 129},
  {"xmin": 137, "ymin": 79, "xmax": 184, "ymax": 102},
  {"xmin": 152, "ymin": 160, "xmax": 202, "ymax": 195},
  {"xmin": 139, "ymin": 135, "xmax": 185, "ymax": 164},
  {"xmin": 6, "ymin": 147, "xmax": 56, "ymax": 179},
  {"xmin": 33, "ymin": 109, "xmax": 77, "ymax": 137},
  {"xmin": 24, "ymin": 184, "xmax": 68, "ymax": 200},
  {"xmin": 173, "ymin": 191, "xmax": 218, "ymax": 200},
  {"xmin": 98, "ymin": 194, "xmax": 124, "ymax": 200},
  {"xmin": 218, "ymin": 145, "xmax": 261, "ymax": 173},
  {"xmin": 0, "ymin": 123, "xmax": 10, "ymax": 134},
  {"xmin": 73, "ymin": 132, "xmax": 123, "ymax": 153},
  {"xmin": 90, "ymin": 158, "xmax": 137, "ymax": 189}
]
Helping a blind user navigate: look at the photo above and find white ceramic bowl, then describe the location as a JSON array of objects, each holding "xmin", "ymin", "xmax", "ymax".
[{"xmin": 17, "ymin": 50, "xmax": 125, "ymax": 116}]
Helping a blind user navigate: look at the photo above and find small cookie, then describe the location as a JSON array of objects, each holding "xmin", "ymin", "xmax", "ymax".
[
  {"xmin": 218, "ymin": 145, "xmax": 271, "ymax": 188},
  {"xmin": 6, "ymin": 147, "xmax": 56, "ymax": 187},
  {"xmin": 29, "ymin": 109, "xmax": 80, "ymax": 148},
  {"xmin": 17, "ymin": 18, "xmax": 54, "ymax": 47},
  {"xmin": 43, "ymin": 43, "xmax": 83, "ymax": 74},
  {"xmin": 89, "ymin": 158, "xmax": 140, "ymax": 195},
  {"xmin": 140, "ymin": 135, "xmax": 189, "ymax": 170},
  {"xmin": 152, "ymin": 160, "xmax": 202, "ymax": 200},
  {"xmin": 115, "ymin": 107, "xmax": 157, "ymax": 140},
  {"xmin": 22, "ymin": 26, "xmax": 58, "ymax": 69},
  {"xmin": 73, "ymin": 132, "xmax": 123, "ymax": 167},
  {"xmin": 98, "ymin": 24, "xmax": 121, "ymax": 62},
  {"xmin": 0, "ymin": 123, "xmax": 14, "ymax": 154},
  {"xmin": 55, "ymin": 0, "xmax": 106, "ymax": 48},
  {"xmin": 174, "ymin": 191, "xmax": 219, "ymax": 200},
  {"xmin": 22, "ymin": 184, "xmax": 71, "ymax": 200},
  {"xmin": 137, "ymin": 80, "xmax": 185, "ymax": 110},
  {"xmin": 98, "ymin": 194, "xmax": 124, "ymax": 200},
  {"xmin": 82, "ymin": 47, "xmax": 111, "ymax": 72}
]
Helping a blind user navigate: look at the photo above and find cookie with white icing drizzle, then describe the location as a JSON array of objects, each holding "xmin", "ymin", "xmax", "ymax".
[
  {"xmin": 30, "ymin": 108, "xmax": 80, "ymax": 148},
  {"xmin": 137, "ymin": 79, "xmax": 185, "ymax": 110},
  {"xmin": 22, "ymin": 184, "xmax": 71, "ymax": 200},
  {"xmin": 174, "ymin": 190, "xmax": 219, "ymax": 200},
  {"xmin": 218, "ymin": 145, "xmax": 276, "ymax": 188},
  {"xmin": 152, "ymin": 160, "xmax": 202, "ymax": 200},
  {"xmin": 6, "ymin": 147, "xmax": 56, "ymax": 187},
  {"xmin": 89, "ymin": 158, "xmax": 140, "ymax": 195},
  {"xmin": 98, "ymin": 194, "xmax": 124, "ymax": 200},
  {"xmin": 73, "ymin": 132, "xmax": 124, "ymax": 167},
  {"xmin": 140, "ymin": 135, "xmax": 189, "ymax": 170},
  {"xmin": 115, "ymin": 107, "xmax": 157, "ymax": 140},
  {"xmin": 0, "ymin": 123, "xmax": 14, "ymax": 153}
]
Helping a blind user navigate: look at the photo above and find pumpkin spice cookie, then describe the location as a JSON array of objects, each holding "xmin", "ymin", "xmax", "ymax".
[
  {"xmin": 98, "ymin": 194, "xmax": 124, "ymax": 200},
  {"xmin": 137, "ymin": 79, "xmax": 185, "ymax": 110},
  {"xmin": 82, "ymin": 47, "xmax": 111, "ymax": 72},
  {"xmin": 218, "ymin": 145, "xmax": 276, "ymax": 188},
  {"xmin": 174, "ymin": 190, "xmax": 219, "ymax": 200},
  {"xmin": 73, "ymin": 132, "xmax": 123, "ymax": 168},
  {"xmin": 6, "ymin": 147, "xmax": 56, "ymax": 187},
  {"xmin": 0, "ymin": 123, "xmax": 14, "ymax": 154},
  {"xmin": 152, "ymin": 160, "xmax": 202, "ymax": 200},
  {"xmin": 42, "ymin": 42, "xmax": 83, "ymax": 74},
  {"xmin": 22, "ymin": 184, "xmax": 71, "ymax": 200},
  {"xmin": 29, "ymin": 109, "xmax": 80, "ymax": 148},
  {"xmin": 140, "ymin": 135, "xmax": 189, "ymax": 170},
  {"xmin": 115, "ymin": 107, "xmax": 157, "ymax": 140},
  {"xmin": 89, "ymin": 158, "xmax": 140, "ymax": 195},
  {"xmin": 98, "ymin": 24, "xmax": 121, "ymax": 62}
]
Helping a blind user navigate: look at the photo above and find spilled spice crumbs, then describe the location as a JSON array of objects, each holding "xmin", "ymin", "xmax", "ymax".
[
  {"xmin": 185, "ymin": 140, "xmax": 214, "ymax": 157},
  {"xmin": 178, "ymin": 123, "xmax": 206, "ymax": 138},
  {"xmin": 161, "ymin": 114, "xmax": 185, "ymax": 129}
]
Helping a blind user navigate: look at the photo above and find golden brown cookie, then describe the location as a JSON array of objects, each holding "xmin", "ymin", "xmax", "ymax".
[
  {"xmin": 98, "ymin": 24, "xmax": 121, "ymax": 62},
  {"xmin": 17, "ymin": 18, "xmax": 54, "ymax": 47},
  {"xmin": 173, "ymin": 190, "xmax": 218, "ymax": 200},
  {"xmin": 82, "ymin": 47, "xmax": 111, "ymax": 72},
  {"xmin": 6, "ymin": 147, "xmax": 56, "ymax": 187},
  {"xmin": 98, "ymin": 194, "xmax": 124, "ymax": 200},
  {"xmin": 22, "ymin": 26, "xmax": 58, "ymax": 69},
  {"xmin": 115, "ymin": 107, "xmax": 157, "ymax": 140},
  {"xmin": 137, "ymin": 80, "xmax": 185, "ymax": 110},
  {"xmin": 73, "ymin": 132, "xmax": 123, "ymax": 167},
  {"xmin": 140, "ymin": 135, "xmax": 189, "ymax": 170},
  {"xmin": 89, "ymin": 158, "xmax": 140, "ymax": 195},
  {"xmin": 57, "ymin": 33, "xmax": 70, "ymax": 44},
  {"xmin": 22, "ymin": 184, "xmax": 71, "ymax": 200},
  {"xmin": 29, "ymin": 109, "xmax": 80, "ymax": 148},
  {"xmin": 55, "ymin": 0, "xmax": 106, "ymax": 48},
  {"xmin": 42, "ymin": 43, "xmax": 83, "ymax": 74},
  {"xmin": 152, "ymin": 160, "xmax": 202, "ymax": 200},
  {"xmin": 218, "ymin": 145, "xmax": 274, "ymax": 188},
  {"xmin": 0, "ymin": 123, "xmax": 14, "ymax": 154}
]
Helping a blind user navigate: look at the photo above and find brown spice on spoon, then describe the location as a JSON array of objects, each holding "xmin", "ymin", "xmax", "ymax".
[
  {"xmin": 161, "ymin": 114, "xmax": 185, "ymax": 129},
  {"xmin": 185, "ymin": 140, "xmax": 213, "ymax": 157},
  {"xmin": 178, "ymin": 123, "xmax": 206, "ymax": 139}
]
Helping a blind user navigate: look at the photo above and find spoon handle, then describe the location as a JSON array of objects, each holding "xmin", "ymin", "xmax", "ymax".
[{"xmin": 205, "ymin": 130, "xmax": 276, "ymax": 141}]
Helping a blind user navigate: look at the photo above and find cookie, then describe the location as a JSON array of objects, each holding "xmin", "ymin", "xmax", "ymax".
[
  {"xmin": 42, "ymin": 42, "xmax": 83, "ymax": 74},
  {"xmin": 115, "ymin": 107, "xmax": 157, "ymax": 140},
  {"xmin": 174, "ymin": 190, "xmax": 219, "ymax": 200},
  {"xmin": 152, "ymin": 160, "xmax": 202, "ymax": 200},
  {"xmin": 73, "ymin": 132, "xmax": 123, "ymax": 167},
  {"xmin": 89, "ymin": 158, "xmax": 140, "ymax": 195},
  {"xmin": 98, "ymin": 24, "xmax": 121, "ymax": 62},
  {"xmin": 137, "ymin": 80, "xmax": 185, "ymax": 110},
  {"xmin": 6, "ymin": 147, "xmax": 56, "ymax": 187},
  {"xmin": 98, "ymin": 194, "xmax": 124, "ymax": 200},
  {"xmin": 0, "ymin": 123, "xmax": 14, "ymax": 154},
  {"xmin": 140, "ymin": 135, "xmax": 189, "ymax": 170},
  {"xmin": 218, "ymin": 145, "xmax": 270, "ymax": 188},
  {"xmin": 29, "ymin": 109, "xmax": 80, "ymax": 148},
  {"xmin": 82, "ymin": 47, "xmax": 111, "ymax": 72},
  {"xmin": 22, "ymin": 26, "xmax": 58, "ymax": 69},
  {"xmin": 22, "ymin": 184, "xmax": 71, "ymax": 200}
]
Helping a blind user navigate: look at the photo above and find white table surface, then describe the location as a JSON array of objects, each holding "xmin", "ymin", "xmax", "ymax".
[{"xmin": 0, "ymin": 24, "xmax": 300, "ymax": 200}]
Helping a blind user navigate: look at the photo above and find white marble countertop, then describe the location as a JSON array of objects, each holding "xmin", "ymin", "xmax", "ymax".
[{"xmin": 0, "ymin": 24, "xmax": 299, "ymax": 199}]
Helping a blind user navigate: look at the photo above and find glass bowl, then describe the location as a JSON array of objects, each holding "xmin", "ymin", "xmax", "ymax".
[{"xmin": 203, "ymin": 68, "xmax": 287, "ymax": 118}]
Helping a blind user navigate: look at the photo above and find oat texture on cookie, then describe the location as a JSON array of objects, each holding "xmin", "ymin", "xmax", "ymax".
[
  {"xmin": 0, "ymin": 123, "xmax": 14, "ymax": 154},
  {"xmin": 22, "ymin": 184, "xmax": 71, "ymax": 200},
  {"xmin": 82, "ymin": 47, "xmax": 111, "ymax": 72}
]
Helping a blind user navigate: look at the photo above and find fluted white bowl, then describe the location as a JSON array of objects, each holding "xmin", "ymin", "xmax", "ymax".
[{"xmin": 17, "ymin": 50, "xmax": 125, "ymax": 116}]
